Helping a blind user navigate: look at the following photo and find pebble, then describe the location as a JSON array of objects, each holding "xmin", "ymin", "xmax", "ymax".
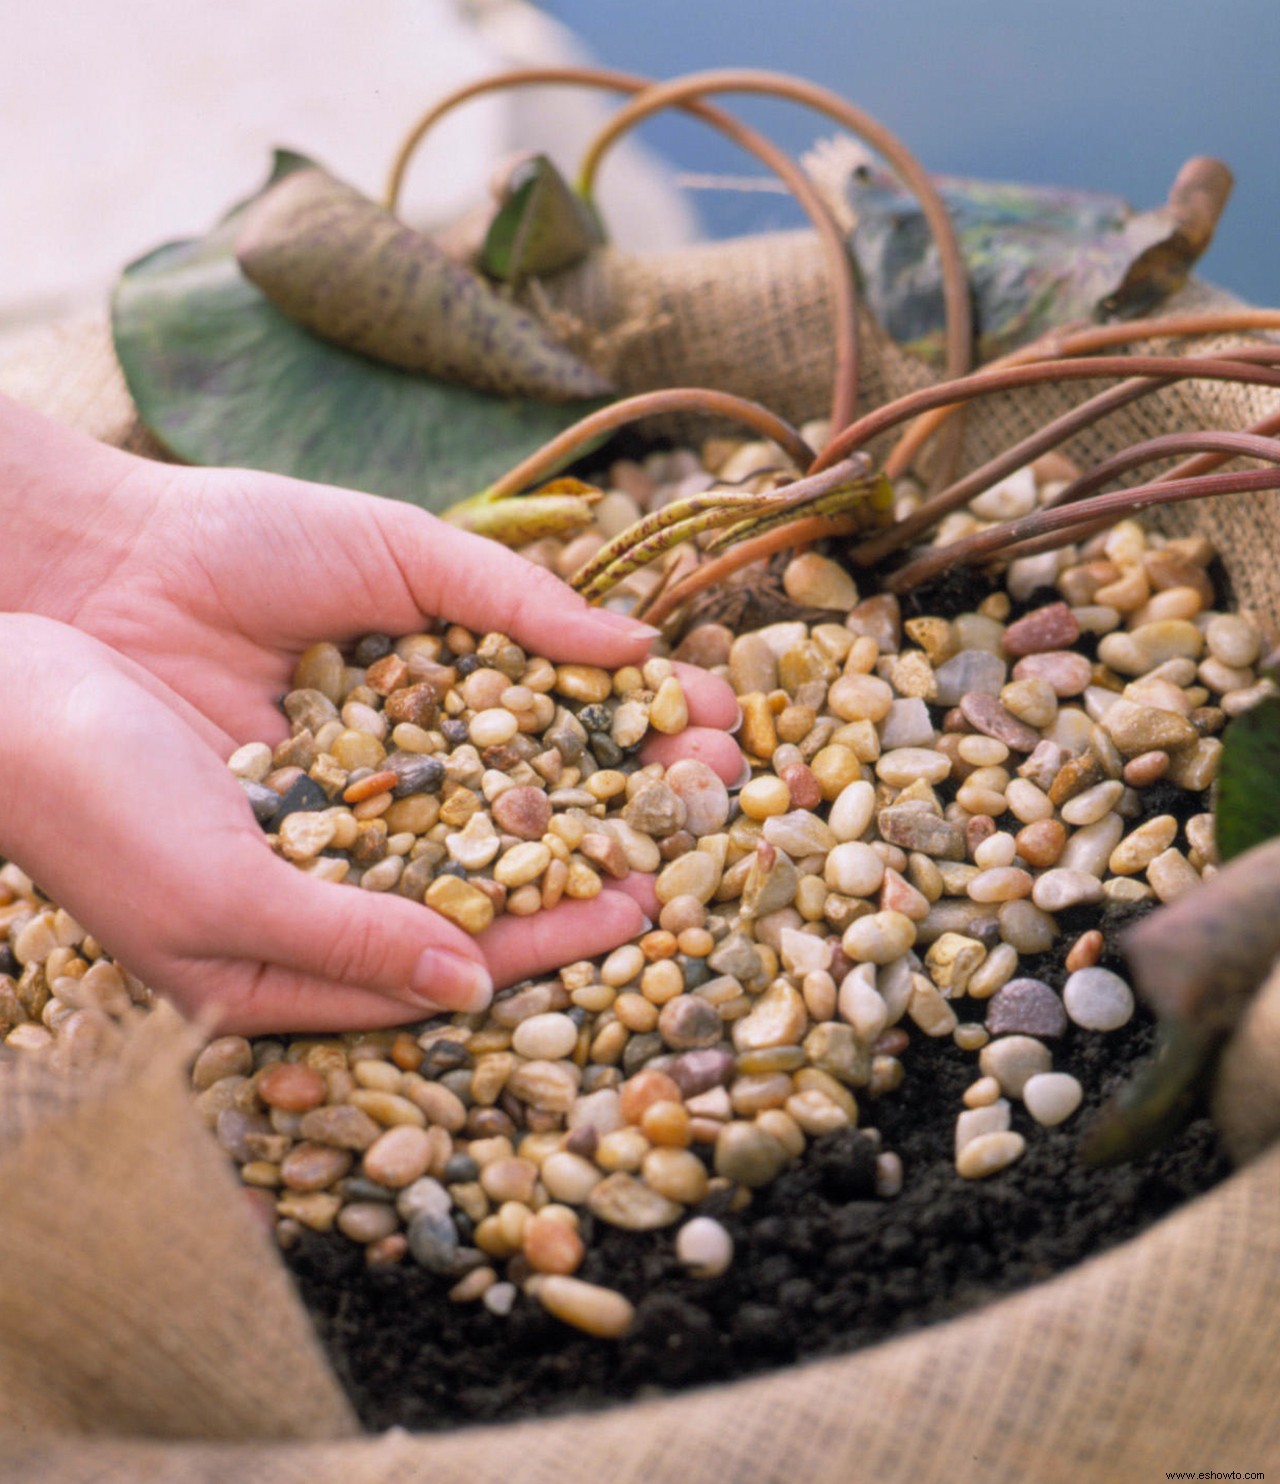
[
  {"xmin": 959, "ymin": 692, "xmax": 1041, "ymax": 753},
  {"xmin": 536, "ymin": 1275, "xmax": 634, "ymax": 1338},
  {"xmin": 1023, "ymin": 1071, "xmax": 1084, "ymax": 1126},
  {"xmin": 985, "ymin": 978, "xmax": 1068, "ymax": 1039},
  {"xmin": 714, "ymin": 1121, "xmax": 790, "ymax": 1186},
  {"xmin": 979, "ymin": 1036, "xmax": 1052, "ymax": 1098},
  {"xmin": 783, "ymin": 552, "xmax": 858, "ymax": 610},
  {"xmin": 675, "ymin": 1216, "xmax": 735, "ymax": 1277},
  {"xmin": 362, "ymin": 1125, "xmax": 434, "ymax": 1188},
  {"xmin": 933, "ymin": 650, "xmax": 1007, "ymax": 707},
  {"xmin": 587, "ymin": 1172, "xmax": 683, "ymax": 1229},
  {"xmin": 1063, "ymin": 968, "xmax": 1135, "ymax": 1031},
  {"xmin": 956, "ymin": 1130, "xmax": 1027, "ymax": 1179}
]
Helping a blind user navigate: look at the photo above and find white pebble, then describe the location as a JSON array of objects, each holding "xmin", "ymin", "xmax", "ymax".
[
  {"xmin": 1063, "ymin": 968, "xmax": 1134, "ymax": 1031},
  {"xmin": 1023, "ymin": 1072, "xmax": 1084, "ymax": 1126},
  {"xmin": 828, "ymin": 780, "xmax": 876, "ymax": 842},
  {"xmin": 512, "ymin": 1013, "xmax": 580, "ymax": 1061},
  {"xmin": 979, "ymin": 1035, "xmax": 1052, "ymax": 1098},
  {"xmin": 676, "ymin": 1216, "xmax": 735, "ymax": 1278},
  {"xmin": 955, "ymin": 1098, "xmax": 1011, "ymax": 1155}
]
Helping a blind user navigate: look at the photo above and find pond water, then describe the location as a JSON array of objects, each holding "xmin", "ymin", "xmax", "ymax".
[{"xmin": 542, "ymin": 0, "xmax": 1280, "ymax": 306}]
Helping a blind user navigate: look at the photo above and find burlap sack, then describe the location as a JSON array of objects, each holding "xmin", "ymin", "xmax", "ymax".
[{"xmin": 3, "ymin": 241, "xmax": 1280, "ymax": 1480}]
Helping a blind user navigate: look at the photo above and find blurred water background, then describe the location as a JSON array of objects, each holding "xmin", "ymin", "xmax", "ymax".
[{"xmin": 543, "ymin": 0, "xmax": 1280, "ymax": 304}]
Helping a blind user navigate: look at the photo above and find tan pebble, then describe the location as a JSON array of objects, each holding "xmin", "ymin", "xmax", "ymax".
[
  {"xmin": 876, "ymin": 747, "xmax": 951, "ymax": 788},
  {"xmin": 642, "ymin": 1147, "xmax": 710, "ymax": 1204},
  {"xmin": 907, "ymin": 979, "xmax": 958, "ymax": 1037},
  {"xmin": 783, "ymin": 552, "xmax": 858, "ymax": 610},
  {"xmin": 362, "ymin": 1125, "xmax": 434, "ymax": 1188},
  {"xmin": 955, "ymin": 1098, "xmax": 1011, "ymax": 1154},
  {"xmin": 191, "ymin": 1036, "xmax": 254, "ymax": 1090},
  {"xmin": 956, "ymin": 1130, "xmax": 1026, "ymax": 1179},
  {"xmin": 276, "ymin": 1191, "xmax": 343, "ymax": 1232},
  {"xmin": 655, "ymin": 851, "xmax": 721, "ymax": 904},
  {"xmin": 649, "ymin": 675, "xmax": 690, "ymax": 734},
  {"xmin": 278, "ymin": 811, "xmax": 337, "ymax": 863},
  {"xmin": 423, "ymin": 876, "xmax": 495, "ymax": 934},
  {"xmin": 1147, "ymin": 847, "xmax": 1200, "ymax": 903},
  {"xmin": 588, "ymin": 1171, "xmax": 683, "ymax": 1229},
  {"xmin": 968, "ymin": 867, "xmax": 1033, "ymax": 904},
  {"xmin": 619, "ymin": 1068, "xmax": 684, "ymax": 1123},
  {"xmin": 1023, "ymin": 1071, "xmax": 1084, "ymax": 1127},
  {"xmin": 714, "ymin": 1120, "xmax": 790, "ymax": 1186},
  {"xmin": 1206, "ymin": 613, "xmax": 1260, "ymax": 669},
  {"xmin": 405, "ymin": 1080, "xmax": 467, "ymax": 1132},
  {"xmin": 979, "ymin": 1035, "xmax": 1051, "ymax": 1098},
  {"xmin": 842, "ymin": 910, "xmax": 916, "ymax": 964},
  {"xmin": 256, "ymin": 1061, "xmax": 328, "ymax": 1112},
  {"xmin": 540, "ymin": 1150, "xmax": 604, "ymax": 1204},
  {"xmin": 1064, "ymin": 929, "xmax": 1104, "ymax": 972},
  {"xmin": 536, "ymin": 1274, "xmax": 634, "ymax": 1338},
  {"xmin": 963, "ymin": 1075, "xmax": 1003, "ymax": 1109},
  {"xmin": 448, "ymin": 1266, "xmax": 498, "ymax": 1303},
  {"xmin": 523, "ymin": 1211, "xmax": 586, "ymax": 1274},
  {"xmin": 1109, "ymin": 815, "xmax": 1178, "ymax": 874},
  {"xmin": 785, "ymin": 1089, "xmax": 853, "ymax": 1136},
  {"xmin": 337, "ymin": 1202, "xmax": 400, "ymax": 1245},
  {"xmin": 1165, "ymin": 737, "xmax": 1222, "ymax": 789},
  {"xmin": 347, "ymin": 1090, "xmax": 427, "ymax": 1128},
  {"xmin": 555, "ymin": 665, "xmax": 613, "ymax": 703}
]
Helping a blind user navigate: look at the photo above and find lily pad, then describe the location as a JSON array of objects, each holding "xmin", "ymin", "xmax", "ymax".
[{"xmin": 112, "ymin": 152, "xmax": 607, "ymax": 512}]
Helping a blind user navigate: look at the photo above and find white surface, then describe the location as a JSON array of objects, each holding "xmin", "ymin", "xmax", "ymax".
[{"xmin": 0, "ymin": 0, "xmax": 696, "ymax": 338}]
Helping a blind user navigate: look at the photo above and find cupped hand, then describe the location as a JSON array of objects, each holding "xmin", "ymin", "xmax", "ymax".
[{"xmin": 1, "ymin": 400, "xmax": 743, "ymax": 1032}]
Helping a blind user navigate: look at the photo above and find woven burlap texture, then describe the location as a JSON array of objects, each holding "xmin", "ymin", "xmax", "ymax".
[{"xmin": 3, "ymin": 250, "xmax": 1280, "ymax": 1480}]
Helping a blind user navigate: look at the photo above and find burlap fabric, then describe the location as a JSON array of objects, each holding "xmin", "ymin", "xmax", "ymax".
[{"xmin": 3, "ymin": 245, "xmax": 1280, "ymax": 1480}]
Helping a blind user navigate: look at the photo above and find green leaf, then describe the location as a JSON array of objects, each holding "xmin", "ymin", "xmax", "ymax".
[
  {"xmin": 480, "ymin": 154, "xmax": 605, "ymax": 285},
  {"xmin": 112, "ymin": 153, "xmax": 607, "ymax": 512},
  {"xmin": 1215, "ymin": 691, "xmax": 1280, "ymax": 862}
]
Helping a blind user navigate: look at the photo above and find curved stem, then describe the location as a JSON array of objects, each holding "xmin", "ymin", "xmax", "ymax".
[
  {"xmin": 812, "ymin": 350, "xmax": 1280, "ymax": 478},
  {"xmin": 570, "ymin": 492, "xmax": 761, "ymax": 595},
  {"xmin": 887, "ymin": 463, "xmax": 1280, "ymax": 592},
  {"xmin": 577, "ymin": 67, "xmax": 973, "ymax": 412},
  {"xmin": 1046, "ymin": 430, "xmax": 1280, "ymax": 509},
  {"xmin": 883, "ymin": 308, "xmax": 1280, "ymax": 481},
  {"xmin": 382, "ymin": 65, "xmax": 862, "ymax": 432},
  {"xmin": 481, "ymin": 388, "xmax": 815, "ymax": 504},
  {"xmin": 853, "ymin": 375, "xmax": 1175, "ymax": 567}
]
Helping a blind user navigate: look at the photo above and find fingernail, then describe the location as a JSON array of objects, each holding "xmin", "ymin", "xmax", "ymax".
[
  {"xmin": 729, "ymin": 704, "xmax": 744, "ymax": 735},
  {"xmin": 408, "ymin": 949, "xmax": 493, "ymax": 1013},
  {"xmin": 731, "ymin": 755, "xmax": 753, "ymax": 790},
  {"xmin": 592, "ymin": 608, "xmax": 661, "ymax": 641},
  {"xmin": 639, "ymin": 915, "xmax": 655, "ymax": 932}
]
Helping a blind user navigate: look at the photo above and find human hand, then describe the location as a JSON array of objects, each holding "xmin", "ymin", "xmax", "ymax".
[{"xmin": 0, "ymin": 400, "xmax": 742, "ymax": 1031}]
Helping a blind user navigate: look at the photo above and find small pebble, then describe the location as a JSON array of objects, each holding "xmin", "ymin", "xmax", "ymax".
[{"xmin": 1063, "ymin": 968, "xmax": 1135, "ymax": 1031}]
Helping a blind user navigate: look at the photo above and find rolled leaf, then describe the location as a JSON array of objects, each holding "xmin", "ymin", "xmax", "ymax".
[{"xmin": 235, "ymin": 166, "xmax": 613, "ymax": 401}]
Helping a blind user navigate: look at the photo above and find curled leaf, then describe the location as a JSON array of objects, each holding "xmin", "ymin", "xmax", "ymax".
[
  {"xmin": 846, "ymin": 155, "xmax": 1232, "ymax": 364},
  {"xmin": 112, "ymin": 152, "xmax": 605, "ymax": 509},
  {"xmin": 481, "ymin": 153, "xmax": 605, "ymax": 285},
  {"xmin": 235, "ymin": 166, "xmax": 613, "ymax": 401}
]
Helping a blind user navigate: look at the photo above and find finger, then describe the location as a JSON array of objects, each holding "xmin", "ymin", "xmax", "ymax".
[
  {"xmin": 173, "ymin": 962, "xmax": 462, "ymax": 1038},
  {"xmin": 379, "ymin": 505, "xmax": 661, "ymax": 668},
  {"xmin": 639, "ymin": 725, "xmax": 747, "ymax": 786},
  {"xmin": 603, "ymin": 874, "xmax": 660, "ymax": 923},
  {"xmin": 672, "ymin": 662, "xmax": 740, "ymax": 730},
  {"xmin": 211, "ymin": 852, "xmax": 494, "ymax": 1015},
  {"xmin": 477, "ymin": 892, "xmax": 647, "ymax": 987}
]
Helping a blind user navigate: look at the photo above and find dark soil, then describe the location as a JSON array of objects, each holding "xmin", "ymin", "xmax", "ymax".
[{"xmin": 285, "ymin": 1003, "xmax": 1228, "ymax": 1433}]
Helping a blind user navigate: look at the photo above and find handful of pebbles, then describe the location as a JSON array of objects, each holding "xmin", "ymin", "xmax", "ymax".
[{"xmin": 1, "ymin": 440, "xmax": 1269, "ymax": 1342}]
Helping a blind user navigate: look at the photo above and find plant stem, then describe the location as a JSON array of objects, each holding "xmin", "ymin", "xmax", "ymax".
[
  {"xmin": 882, "ymin": 308, "xmax": 1280, "ymax": 480},
  {"xmin": 481, "ymin": 388, "xmax": 815, "ymax": 504},
  {"xmin": 576, "ymin": 67, "xmax": 973, "ymax": 416},
  {"xmin": 886, "ymin": 463, "xmax": 1280, "ymax": 591},
  {"xmin": 812, "ymin": 351, "xmax": 1280, "ymax": 479}
]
